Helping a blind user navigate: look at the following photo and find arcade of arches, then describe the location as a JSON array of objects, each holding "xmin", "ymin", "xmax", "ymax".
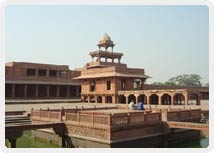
[
  {"xmin": 82, "ymin": 90, "xmax": 205, "ymax": 106},
  {"xmin": 118, "ymin": 92, "xmax": 202, "ymax": 105}
]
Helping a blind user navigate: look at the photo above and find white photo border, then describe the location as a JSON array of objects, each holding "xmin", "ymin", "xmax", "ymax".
[{"xmin": 0, "ymin": 0, "xmax": 213, "ymax": 153}]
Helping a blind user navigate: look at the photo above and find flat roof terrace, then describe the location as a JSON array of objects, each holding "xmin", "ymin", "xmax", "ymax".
[{"xmin": 81, "ymin": 109, "xmax": 146, "ymax": 114}]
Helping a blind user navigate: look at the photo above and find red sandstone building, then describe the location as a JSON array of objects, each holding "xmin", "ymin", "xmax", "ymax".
[
  {"xmin": 75, "ymin": 34, "xmax": 209, "ymax": 105},
  {"xmin": 5, "ymin": 62, "xmax": 81, "ymax": 99},
  {"xmin": 5, "ymin": 34, "xmax": 208, "ymax": 105}
]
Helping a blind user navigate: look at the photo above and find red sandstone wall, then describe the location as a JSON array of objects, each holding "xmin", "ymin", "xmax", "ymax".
[
  {"xmin": 5, "ymin": 62, "xmax": 81, "ymax": 82},
  {"xmin": 81, "ymin": 78, "xmax": 117, "ymax": 95},
  {"xmin": 81, "ymin": 77, "xmax": 140, "ymax": 95}
]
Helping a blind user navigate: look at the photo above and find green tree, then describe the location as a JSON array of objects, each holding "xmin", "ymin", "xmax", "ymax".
[
  {"xmin": 164, "ymin": 81, "xmax": 176, "ymax": 86},
  {"xmin": 151, "ymin": 82, "xmax": 165, "ymax": 85},
  {"xmin": 168, "ymin": 74, "xmax": 202, "ymax": 86}
]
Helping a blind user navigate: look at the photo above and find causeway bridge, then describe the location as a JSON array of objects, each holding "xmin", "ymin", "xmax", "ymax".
[{"xmin": 5, "ymin": 121, "xmax": 66, "ymax": 148}]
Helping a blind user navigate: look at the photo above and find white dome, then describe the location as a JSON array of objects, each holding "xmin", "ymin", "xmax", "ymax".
[{"xmin": 101, "ymin": 34, "xmax": 111, "ymax": 41}]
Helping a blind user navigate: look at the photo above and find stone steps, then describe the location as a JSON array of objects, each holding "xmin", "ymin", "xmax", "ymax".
[{"xmin": 5, "ymin": 115, "xmax": 32, "ymax": 126}]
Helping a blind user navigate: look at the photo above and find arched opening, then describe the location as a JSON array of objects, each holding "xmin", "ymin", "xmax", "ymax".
[
  {"xmin": 174, "ymin": 93, "xmax": 185, "ymax": 105},
  {"xmin": 128, "ymin": 94, "xmax": 136, "ymax": 104},
  {"xmin": 133, "ymin": 79, "xmax": 143, "ymax": 90},
  {"xmin": 107, "ymin": 58, "xmax": 112, "ymax": 63},
  {"xmin": 90, "ymin": 96, "xmax": 95, "ymax": 103},
  {"xmin": 82, "ymin": 95, "xmax": 88, "ymax": 102},
  {"xmin": 189, "ymin": 93, "xmax": 200, "ymax": 105},
  {"xmin": 106, "ymin": 96, "xmax": 112, "ymax": 103},
  {"xmin": 100, "ymin": 57, "xmax": 105, "ymax": 62},
  {"xmin": 138, "ymin": 94, "xmax": 147, "ymax": 104},
  {"xmin": 97, "ymin": 96, "xmax": 102, "ymax": 103},
  {"xmin": 161, "ymin": 94, "xmax": 171, "ymax": 105},
  {"xmin": 118, "ymin": 95, "xmax": 126, "ymax": 104},
  {"xmin": 149, "ymin": 94, "xmax": 158, "ymax": 105}
]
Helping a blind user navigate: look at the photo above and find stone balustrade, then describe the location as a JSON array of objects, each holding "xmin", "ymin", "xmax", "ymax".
[
  {"xmin": 166, "ymin": 121, "xmax": 209, "ymax": 131},
  {"xmin": 31, "ymin": 106, "xmax": 118, "ymax": 122},
  {"xmin": 65, "ymin": 111, "xmax": 110, "ymax": 126},
  {"xmin": 31, "ymin": 109, "xmax": 62, "ymax": 122},
  {"xmin": 65, "ymin": 111, "xmax": 161, "ymax": 127},
  {"xmin": 166, "ymin": 109, "xmax": 201, "ymax": 122}
]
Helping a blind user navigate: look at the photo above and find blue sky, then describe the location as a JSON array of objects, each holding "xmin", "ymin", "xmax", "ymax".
[{"xmin": 5, "ymin": 5, "xmax": 209, "ymax": 84}]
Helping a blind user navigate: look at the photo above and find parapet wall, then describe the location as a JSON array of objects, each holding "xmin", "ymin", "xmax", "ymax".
[{"xmin": 165, "ymin": 109, "xmax": 201, "ymax": 122}]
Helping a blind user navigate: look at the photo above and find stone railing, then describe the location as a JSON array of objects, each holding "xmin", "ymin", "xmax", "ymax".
[
  {"xmin": 111, "ymin": 112, "xmax": 161, "ymax": 126},
  {"xmin": 65, "ymin": 111, "xmax": 110, "ymax": 127},
  {"xmin": 65, "ymin": 111, "xmax": 161, "ymax": 127},
  {"xmin": 31, "ymin": 109, "xmax": 62, "ymax": 122},
  {"xmin": 166, "ymin": 121, "xmax": 209, "ymax": 131},
  {"xmin": 31, "ymin": 106, "xmax": 118, "ymax": 123},
  {"xmin": 166, "ymin": 109, "xmax": 201, "ymax": 122}
]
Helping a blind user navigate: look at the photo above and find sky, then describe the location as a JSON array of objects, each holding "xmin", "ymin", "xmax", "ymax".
[{"xmin": 5, "ymin": 5, "xmax": 209, "ymax": 84}]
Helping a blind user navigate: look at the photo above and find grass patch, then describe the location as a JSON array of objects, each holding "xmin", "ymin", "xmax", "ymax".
[{"xmin": 5, "ymin": 131, "xmax": 60, "ymax": 148}]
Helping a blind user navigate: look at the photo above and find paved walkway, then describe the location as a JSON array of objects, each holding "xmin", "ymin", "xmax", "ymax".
[
  {"xmin": 5, "ymin": 100, "xmax": 208, "ymax": 112},
  {"xmin": 5, "ymin": 102, "xmax": 118, "ymax": 112}
]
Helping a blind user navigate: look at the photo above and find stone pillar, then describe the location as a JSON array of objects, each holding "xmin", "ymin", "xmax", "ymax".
[
  {"xmin": 47, "ymin": 69, "xmax": 49, "ymax": 77},
  {"xmin": 158, "ymin": 95, "xmax": 162, "ymax": 105},
  {"xmin": 125, "ymin": 94, "xmax": 129, "ymax": 104},
  {"xmin": 8, "ymin": 138, "xmax": 16, "ymax": 148},
  {"xmin": 146, "ymin": 95, "xmax": 150, "ymax": 105},
  {"xmin": 47, "ymin": 85, "xmax": 50, "ymax": 98},
  {"xmin": 35, "ymin": 85, "xmax": 39, "ymax": 97},
  {"xmin": 102, "ymin": 96, "xmax": 105, "ymax": 104},
  {"xmin": 61, "ymin": 136, "xmax": 66, "ymax": 148},
  {"xmin": 197, "ymin": 94, "xmax": 201, "ymax": 105},
  {"xmin": 88, "ymin": 96, "xmax": 90, "ymax": 103},
  {"xmin": 134, "ymin": 94, "xmax": 139, "ymax": 104},
  {"xmin": 184, "ymin": 93, "xmax": 188, "ymax": 106},
  {"xmin": 95, "ymin": 96, "xmax": 97, "ymax": 103},
  {"xmin": 114, "ymin": 95, "xmax": 118, "ymax": 104},
  {"xmin": 24, "ymin": 84, "xmax": 27, "ymax": 98},
  {"xmin": 171, "ymin": 95, "xmax": 174, "ymax": 105},
  {"xmin": 57, "ymin": 86, "xmax": 60, "ymax": 97},
  {"xmin": 80, "ymin": 95, "xmax": 84, "ymax": 102},
  {"xmin": 56, "ymin": 71, "xmax": 59, "ymax": 78},
  {"xmin": 144, "ymin": 96, "xmax": 147, "ymax": 104},
  {"xmin": 35, "ymin": 69, "xmax": 38, "ymax": 77},
  {"xmin": 12, "ymin": 84, "xmax": 15, "ymax": 98},
  {"xmin": 6, "ymin": 131, "xmax": 23, "ymax": 148},
  {"xmin": 66, "ymin": 86, "xmax": 70, "ymax": 98}
]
